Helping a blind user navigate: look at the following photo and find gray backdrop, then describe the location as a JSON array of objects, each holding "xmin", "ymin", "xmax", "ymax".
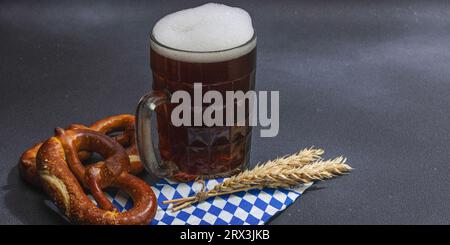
[{"xmin": 1, "ymin": 0, "xmax": 449, "ymax": 224}]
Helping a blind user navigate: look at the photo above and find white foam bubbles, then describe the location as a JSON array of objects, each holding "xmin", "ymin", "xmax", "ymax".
[{"xmin": 151, "ymin": 3, "xmax": 256, "ymax": 63}]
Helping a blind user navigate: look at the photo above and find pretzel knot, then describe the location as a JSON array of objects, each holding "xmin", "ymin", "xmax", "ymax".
[
  {"xmin": 19, "ymin": 115, "xmax": 143, "ymax": 187},
  {"xmin": 37, "ymin": 128, "xmax": 156, "ymax": 225},
  {"xmin": 19, "ymin": 115, "xmax": 156, "ymax": 225}
]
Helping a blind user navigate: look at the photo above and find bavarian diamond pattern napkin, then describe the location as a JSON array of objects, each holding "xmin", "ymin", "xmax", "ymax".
[{"xmin": 105, "ymin": 178, "xmax": 311, "ymax": 225}]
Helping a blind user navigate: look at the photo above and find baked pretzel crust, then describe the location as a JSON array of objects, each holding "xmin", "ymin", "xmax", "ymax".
[
  {"xmin": 37, "ymin": 131, "xmax": 156, "ymax": 225},
  {"xmin": 19, "ymin": 114, "xmax": 143, "ymax": 187}
]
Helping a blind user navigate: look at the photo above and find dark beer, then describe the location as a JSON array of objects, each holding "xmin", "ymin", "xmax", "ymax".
[
  {"xmin": 150, "ymin": 40, "xmax": 256, "ymax": 179},
  {"xmin": 137, "ymin": 3, "xmax": 257, "ymax": 180}
]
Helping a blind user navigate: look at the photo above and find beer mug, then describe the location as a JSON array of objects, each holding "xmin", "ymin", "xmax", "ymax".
[{"xmin": 136, "ymin": 4, "xmax": 256, "ymax": 181}]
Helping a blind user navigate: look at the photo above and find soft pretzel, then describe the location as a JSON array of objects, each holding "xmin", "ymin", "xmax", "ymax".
[
  {"xmin": 19, "ymin": 114, "xmax": 143, "ymax": 187},
  {"xmin": 37, "ymin": 128, "xmax": 156, "ymax": 224}
]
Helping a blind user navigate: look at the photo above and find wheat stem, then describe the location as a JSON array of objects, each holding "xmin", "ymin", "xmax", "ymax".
[{"xmin": 163, "ymin": 147, "xmax": 352, "ymax": 211}]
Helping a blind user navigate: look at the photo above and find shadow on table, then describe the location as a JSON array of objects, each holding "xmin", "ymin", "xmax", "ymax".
[
  {"xmin": 266, "ymin": 184, "xmax": 326, "ymax": 225},
  {"xmin": 3, "ymin": 165, "xmax": 67, "ymax": 225}
]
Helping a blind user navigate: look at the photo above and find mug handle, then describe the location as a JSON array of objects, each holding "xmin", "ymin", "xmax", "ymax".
[{"xmin": 135, "ymin": 90, "xmax": 170, "ymax": 179}]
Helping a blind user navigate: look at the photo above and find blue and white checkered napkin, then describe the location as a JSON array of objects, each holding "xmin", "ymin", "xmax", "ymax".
[{"xmin": 106, "ymin": 178, "xmax": 312, "ymax": 225}]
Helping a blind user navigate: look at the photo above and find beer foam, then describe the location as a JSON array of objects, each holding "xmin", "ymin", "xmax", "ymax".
[{"xmin": 152, "ymin": 3, "xmax": 256, "ymax": 63}]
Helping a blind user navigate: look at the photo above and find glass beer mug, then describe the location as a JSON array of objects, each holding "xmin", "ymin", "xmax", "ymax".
[{"xmin": 136, "ymin": 4, "xmax": 257, "ymax": 181}]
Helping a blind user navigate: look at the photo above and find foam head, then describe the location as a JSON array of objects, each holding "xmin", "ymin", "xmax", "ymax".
[{"xmin": 152, "ymin": 3, "xmax": 256, "ymax": 63}]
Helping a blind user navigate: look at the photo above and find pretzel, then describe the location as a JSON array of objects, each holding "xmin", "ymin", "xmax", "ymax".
[
  {"xmin": 19, "ymin": 115, "xmax": 143, "ymax": 187},
  {"xmin": 37, "ymin": 128, "xmax": 156, "ymax": 224}
]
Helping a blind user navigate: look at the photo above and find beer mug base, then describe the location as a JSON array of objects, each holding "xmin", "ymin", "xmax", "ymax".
[
  {"xmin": 164, "ymin": 159, "xmax": 250, "ymax": 182},
  {"xmin": 159, "ymin": 131, "xmax": 252, "ymax": 182}
]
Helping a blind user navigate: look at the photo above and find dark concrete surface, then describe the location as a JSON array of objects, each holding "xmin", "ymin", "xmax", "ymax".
[{"xmin": 1, "ymin": 0, "xmax": 449, "ymax": 224}]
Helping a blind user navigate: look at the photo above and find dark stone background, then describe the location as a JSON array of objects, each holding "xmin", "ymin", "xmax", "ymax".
[{"xmin": 1, "ymin": 0, "xmax": 449, "ymax": 224}]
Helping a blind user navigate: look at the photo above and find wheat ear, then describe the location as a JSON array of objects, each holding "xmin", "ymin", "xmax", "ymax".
[{"xmin": 163, "ymin": 147, "xmax": 352, "ymax": 211}]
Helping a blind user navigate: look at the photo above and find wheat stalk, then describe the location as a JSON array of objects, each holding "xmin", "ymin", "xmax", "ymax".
[{"xmin": 163, "ymin": 147, "xmax": 352, "ymax": 211}]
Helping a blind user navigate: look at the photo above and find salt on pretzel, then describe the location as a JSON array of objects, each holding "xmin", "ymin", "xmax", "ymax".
[
  {"xmin": 37, "ymin": 128, "xmax": 156, "ymax": 224},
  {"xmin": 19, "ymin": 114, "xmax": 143, "ymax": 187}
]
